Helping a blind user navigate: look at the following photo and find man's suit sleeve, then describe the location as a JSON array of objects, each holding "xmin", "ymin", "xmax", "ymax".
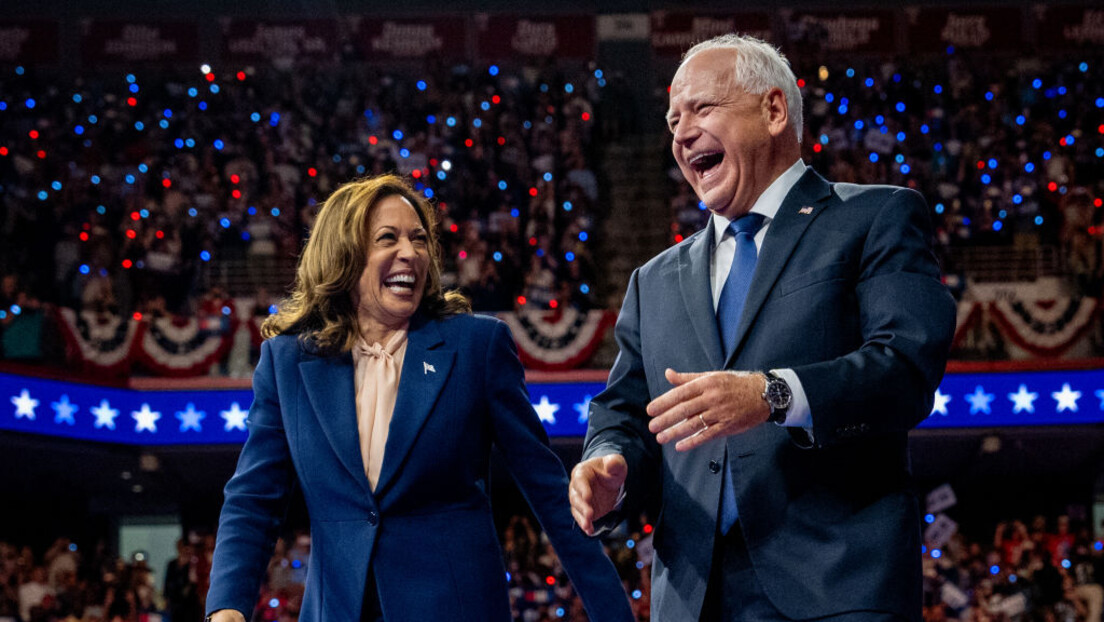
[
  {"xmin": 206, "ymin": 339, "xmax": 297, "ymax": 616},
  {"xmin": 793, "ymin": 188, "xmax": 956, "ymax": 447},
  {"xmin": 483, "ymin": 320, "xmax": 634, "ymax": 622},
  {"xmin": 581, "ymin": 269, "xmax": 662, "ymax": 525}
]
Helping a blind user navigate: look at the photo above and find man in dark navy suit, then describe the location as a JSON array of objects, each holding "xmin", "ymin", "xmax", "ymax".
[{"xmin": 569, "ymin": 34, "xmax": 956, "ymax": 621}]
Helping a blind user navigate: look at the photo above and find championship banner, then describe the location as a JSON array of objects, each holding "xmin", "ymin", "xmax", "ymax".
[
  {"xmin": 781, "ymin": 10, "xmax": 896, "ymax": 54},
  {"xmin": 651, "ymin": 11, "xmax": 773, "ymax": 56},
  {"xmin": 1035, "ymin": 5, "xmax": 1104, "ymax": 50},
  {"xmin": 352, "ymin": 17, "xmax": 467, "ymax": 60},
  {"xmin": 80, "ymin": 20, "xmax": 200, "ymax": 64},
  {"xmin": 221, "ymin": 19, "xmax": 340, "ymax": 63},
  {"xmin": 497, "ymin": 308, "xmax": 614, "ymax": 372},
  {"xmin": 56, "ymin": 308, "xmax": 141, "ymax": 377},
  {"xmin": 475, "ymin": 15, "xmax": 596, "ymax": 60},
  {"xmin": 906, "ymin": 7, "xmax": 1023, "ymax": 54},
  {"xmin": 0, "ymin": 20, "xmax": 60, "ymax": 64}
]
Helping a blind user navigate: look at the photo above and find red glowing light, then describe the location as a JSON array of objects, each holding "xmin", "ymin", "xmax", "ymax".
[
  {"xmin": 1099, "ymin": 125, "xmax": 1104, "ymax": 134},
  {"xmin": 549, "ymin": 299, "xmax": 558, "ymax": 309},
  {"xmin": 497, "ymin": 136, "xmax": 506, "ymax": 146},
  {"xmin": 231, "ymin": 189, "xmax": 242, "ymax": 199},
  {"xmin": 449, "ymin": 223, "xmax": 458, "ymax": 233},
  {"xmin": 412, "ymin": 169, "xmax": 422, "ymax": 179},
  {"xmin": 237, "ymin": 71, "xmax": 246, "ymax": 81},
  {"xmin": 545, "ymin": 576, "xmax": 556, "ymax": 586},
  {"xmin": 307, "ymin": 168, "xmax": 318, "ymax": 178},
  {"xmin": 0, "ymin": 147, "xmax": 7, "ymax": 156},
  {"xmin": 162, "ymin": 179, "xmax": 172, "ymax": 188},
  {"xmin": 126, "ymin": 230, "xmax": 137, "ymax": 239},
  {"xmin": 465, "ymin": 139, "xmax": 474, "ymax": 148},
  {"xmin": 1048, "ymin": 182, "xmax": 1058, "ymax": 192},
  {"xmin": 796, "ymin": 78, "xmax": 806, "ymax": 88},
  {"xmin": 1095, "ymin": 198, "xmax": 1103, "ymax": 208},
  {"xmin": 155, "ymin": 230, "xmax": 164, "ymax": 239},
  {"xmin": 122, "ymin": 259, "xmax": 133, "ymax": 269},
  {"xmin": 369, "ymin": 136, "xmax": 378, "ymax": 145},
  {"xmin": 36, "ymin": 150, "xmax": 46, "ymax": 159},
  {"xmin": 205, "ymin": 73, "xmax": 216, "ymax": 82},
  {"xmin": 643, "ymin": 524, "xmax": 653, "ymax": 534},
  {"xmin": 528, "ymin": 237, "xmax": 537, "ymax": 246},
  {"xmin": 528, "ymin": 187, "xmax": 538, "ymax": 197},
  {"xmin": 28, "ymin": 130, "xmax": 39, "ymax": 139},
  {"xmin": 459, "ymin": 251, "xmax": 468, "ymax": 259},
  {"xmin": 674, "ymin": 234, "xmax": 684, "ymax": 243},
  {"xmin": 132, "ymin": 312, "xmax": 142, "ymax": 320},
  {"xmin": 581, "ymin": 112, "xmax": 591, "ymax": 121},
  {"xmin": 492, "ymin": 95, "xmax": 501, "ymax": 104},
  {"xmin": 976, "ymin": 161, "xmax": 985, "ymax": 170},
  {"xmin": 429, "ymin": 159, "xmax": 438, "ymax": 166},
  {"xmin": 230, "ymin": 174, "xmax": 240, "ymax": 184},
  {"xmin": 1060, "ymin": 137, "xmax": 1068, "ymax": 147},
  {"xmin": 79, "ymin": 232, "xmax": 89, "ymax": 242},
  {"xmin": 130, "ymin": 212, "xmax": 141, "ymax": 221},
  {"xmin": 127, "ymin": 97, "xmax": 137, "ymax": 107},
  {"xmin": 813, "ymin": 143, "xmax": 822, "ymax": 153},
  {"xmin": 517, "ymin": 296, "xmax": 527, "ymax": 305}
]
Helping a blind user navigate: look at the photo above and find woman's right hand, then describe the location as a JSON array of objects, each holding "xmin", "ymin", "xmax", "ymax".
[{"xmin": 207, "ymin": 609, "xmax": 247, "ymax": 622}]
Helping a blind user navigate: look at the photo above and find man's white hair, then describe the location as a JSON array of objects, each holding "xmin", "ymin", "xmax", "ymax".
[{"xmin": 682, "ymin": 34, "xmax": 804, "ymax": 143}]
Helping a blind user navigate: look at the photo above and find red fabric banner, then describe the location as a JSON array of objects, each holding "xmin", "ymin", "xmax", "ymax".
[
  {"xmin": 906, "ymin": 7, "xmax": 1023, "ymax": 54},
  {"xmin": 222, "ymin": 19, "xmax": 341, "ymax": 63},
  {"xmin": 353, "ymin": 17, "xmax": 467, "ymax": 60},
  {"xmin": 81, "ymin": 20, "xmax": 199, "ymax": 64},
  {"xmin": 476, "ymin": 15, "xmax": 596, "ymax": 60},
  {"xmin": 0, "ymin": 20, "xmax": 59, "ymax": 64},
  {"xmin": 783, "ymin": 10, "xmax": 897, "ymax": 54},
  {"xmin": 651, "ymin": 12, "xmax": 774, "ymax": 56},
  {"xmin": 1035, "ymin": 5, "xmax": 1104, "ymax": 50}
]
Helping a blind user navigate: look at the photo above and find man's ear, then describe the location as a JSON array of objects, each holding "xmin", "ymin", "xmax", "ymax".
[{"xmin": 763, "ymin": 87, "xmax": 790, "ymax": 138}]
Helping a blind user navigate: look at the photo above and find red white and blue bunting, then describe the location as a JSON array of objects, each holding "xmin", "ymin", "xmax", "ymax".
[
  {"xmin": 952, "ymin": 297, "xmax": 1099, "ymax": 359},
  {"xmin": 56, "ymin": 307, "xmax": 142, "ymax": 376},
  {"xmin": 498, "ymin": 308, "xmax": 614, "ymax": 371}
]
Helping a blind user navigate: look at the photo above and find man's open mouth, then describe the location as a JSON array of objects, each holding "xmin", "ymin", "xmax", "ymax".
[{"xmin": 689, "ymin": 151, "xmax": 724, "ymax": 175}]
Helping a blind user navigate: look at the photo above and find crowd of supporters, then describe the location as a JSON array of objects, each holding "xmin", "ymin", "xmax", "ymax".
[
  {"xmin": 667, "ymin": 49, "xmax": 1104, "ymax": 296},
  {"xmin": 0, "ymin": 511, "xmax": 1100, "ymax": 621},
  {"xmin": 0, "ymin": 56, "xmax": 607, "ymax": 328}
]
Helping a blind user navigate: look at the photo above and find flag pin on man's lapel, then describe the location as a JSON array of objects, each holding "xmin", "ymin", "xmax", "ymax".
[
  {"xmin": 424, "ymin": 361, "xmax": 436, "ymax": 374},
  {"xmin": 798, "ymin": 206, "xmax": 814, "ymax": 215}
]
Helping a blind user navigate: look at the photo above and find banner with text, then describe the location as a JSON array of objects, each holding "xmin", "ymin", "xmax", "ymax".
[
  {"xmin": 782, "ymin": 10, "xmax": 896, "ymax": 54},
  {"xmin": 651, "ymin": 11, "xmax": 773, "ymax": 56},
  {"xmin": 906, "ymin": 7, "xmax": 1023, "ymax": 54},
  {"xmin": 221, "ymin": 19, "xmax": 341, "ymax": 63},
  {"xmin": 81, "ymin": 20, "xmax": 199, "ymax": 65},
  {"xmin": 352, "ymin": 17, "xmax": 467, "ymax": 61},
  {"xmin": 0, "ymin": 21, "xmax": 59, "ymax": 64},
  {"xmin": 476, "ymin": 15, "xmax": 596, "ymax": 60},
  {"xmin": 1035, "ymin": 5, "xmax": 1104, "ymax": 50}
]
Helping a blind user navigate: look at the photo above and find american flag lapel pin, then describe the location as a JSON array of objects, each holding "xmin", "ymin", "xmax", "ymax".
[
  {"xmin": 424, "ymin": 361, "xmax": 436, "ymax": 374},
  {"xmin": 798, "ymin": 206, "xmax": 814, "ymax": 215}
]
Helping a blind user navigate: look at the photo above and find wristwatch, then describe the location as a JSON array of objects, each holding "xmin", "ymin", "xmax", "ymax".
[{"xmin": 760, "ymin": 371, "xmax": 792, "ymax": 424}]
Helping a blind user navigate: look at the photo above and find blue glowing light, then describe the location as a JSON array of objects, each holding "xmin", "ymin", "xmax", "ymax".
[
  {"xmin": 1016, "ymin": 115, "xmax": 1025, "ymax": 125},
  {"xmin": 864, "ymin": 78, "xmax": 874, "ymax": 88},
  {"xmin": 446, "ymin": 116, "xmax": 456, "ymax": 127},
  {"xmin": 896, "ymin": 131, "xmax": 906, "ymax": 142},
  {"xmin": 837, "ymin": 105, "xmax": 848, "ymax": 115},
  {"xmin": 174, "ymin": 138, "xmax": 185, "ymax": 149},
  {"xmin": 269, "ymin": 112, "xmax": 280, "ymax": 127},
  {"xmin": 900, "ymin": 164, "xmax": 911, "ymax": 174},
  {"xmin": 269, "ymin": 598, "xmax": 279, "ymax": 608},
  {"xmin": 139, "ymin": 209, "xmax": 149, "ymax": 218},
  {"xmin": 250, "ymin": 112, "xmax": 261, "ymax": 122},
  {"xmin": 489, "ymin": 65, "xmax": 499, "ymax": 76},
  {"xmin": 564, "ymin": 201, "xmax": 574, "ymax": 212},
  {"xmin": 920, "ymin": 125, "xmax": 929, "ymax": 135},
  {"xmin": 271, "ymin": 208, "xmax": 281, "ymax": 217},
  {"xmin": 210, "ymin": 84, "xmax": 220, "ymax": 94},
  {"xmin": 1043, "ymin": 151, "xmax": 1052, "ymax": 160},
  {"xmin": 79, "ymin": 265, "xmax": 90, "ymax": 275},
  {"xmin": 480, "ymin": 101, "xmax": 490, "ymax": 111},
  {"xmin": 37, "ymin": 191, "xmax": 48, "ymax": 201},
  {"xmin": 934, "ymin": 85, "xmax": 943, "ymax": 94},
  {"xmin": 129, "ymin": 84, "xmax": 139, "ymax": 94},
  {"xmin": 935, "ymin": 203, "xmax": 945, "ymax": 214},
  {"xmin": 214, "ymin": 139, "xmax": 224, "ymax": 150},
  {"xmin": 126, "ymin": 73, "xmax": 136, "ymax": 84},
  {"xmin": 1032, "ymin": 78, "xmax": 1042, "ymax": 89},
  {"xmin": 580, "ymin": 284, "xmax": 590, "ymax": 294},
  {"xmin": 1062, "ymin": 559, "xmax": 1071, "ymax": 569},
  {"xmin": 845, "ymin": 68, "xmax": 855, "ymax": 78},
  {"xmin": 565, "ymin": 83, "xmax": 574, "ymax": 93},
  {"xmin": 423, "ymin": 188, "xmax": 434, "ymax": 199},
  {"xmin": 185, "ymin": 138, "xmax": 195, "ymax": 148},
  {"xmin": 992, "ymin": 221, "xmax": 1003, "ymax": 232},
  {"xmin": 1035, "ymin": 216, "xmax": 1044, "ymax": 226},
  {"xmin": 931, "ymin": 549, "xmax": 942, "ymax": 559},
  {"xmin": 91, "ymin": 176, "xmax": 101, "ymax": 185},
  {"xmin": 543, "ymin": 172, "xmax": 553, "ymax": 182},
  {"xmin": 510, "ymin": 208, "xmax": 519, "ymax": 218},
  {"xmin": 393, "ymin": 129, "xmax": 403, "ymax": 140},
  {"xmin": 854, "ymin": 120, "xmax": 864, "ymax": 130},
  {"xmin": 1012, "ymin": 194, "xmax": 1023, "ymax": 205},
  {"xmin": 159, "ymin": 120, "xmax": 169, "ymax": 129},
  {"xmin": 565, "ymin": 252, "xmax": 575, "ymax": 262},
  {"xmin": 579, "ymin": 232, "xmax": 588, "ymax": 242},
  {"xmin": 493, "ymin": 252, "xmax": 502, "ymax": 262},
  {"xmin": 436, "ymin": 171, "xmax": 446, "ymax": 180},
  {"xmin": 220, "ymin": 218, "xmax": 231, "ymax": 228},
  {"xmin": 895, "ymin": 154, "xmax": 905, "ymax": 164},
  {"xmin": 473, "ymin": 119, "xmax": 482, "ymax": 128},
  {"xmin": 988, "ymin": 159, "xmax": 998, "ymax": 169},
  {"xmin": 819, "ymin": 134, "xmax": 829, "ymax": 145},
  {"xmin": 125, "ymin": 175, "xmax": 135, "ymax": 184},
  {"xmin": 895, "ymin": 102, "xmax": 905, "ymax": 112},
  {"xmin": 825, "ymin": 93, "xmax": 834, "ymax": 103},
  {"xmin": 200, "ymin": 250, "xmax": 211, "ymax": 261},
  {"xmin": 74, "ymin": 125, "xmax": 85, "ymax": 135},
  {"xmin": 981, "ymin": 174, "xmax": 991, "ymax": 185},
  {"xmin": 426, "ymin": 115, "xmax": 436, "ymax": 124},
  {"xmin": 138, "ymin": 163, "xmax": 148, "ymax": 173},
  {"xmin": 924, "ymin": 514, "xmax": 935, "ymax": 524},
  {"xmin": 990, "ymin": 565, "xmax": 1000, "ymax": 575},
  {"xmin": 399, "ymin": 148, "xmax": 410, "ymax": 158},
  {"xmin": 416, "ymin": 80, "xmax": 427, "ymax": 91},
  {"xmin": 869, "ymin": 153, "xmax": 878, "ymax": 163},
  {"xmin": 1025, "ymin": 162, "xmax": 1035, "ymax": 173}
]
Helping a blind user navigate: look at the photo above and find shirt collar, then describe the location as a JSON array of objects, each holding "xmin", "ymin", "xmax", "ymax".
[{"xmin": 712, "ymin": 158, "xmax": 806, "ymax": 246}]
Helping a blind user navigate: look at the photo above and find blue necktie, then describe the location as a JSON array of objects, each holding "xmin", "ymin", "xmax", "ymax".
[{"xmin": 716, "ymin": 212, "xmax": 763, "ymax": 534}]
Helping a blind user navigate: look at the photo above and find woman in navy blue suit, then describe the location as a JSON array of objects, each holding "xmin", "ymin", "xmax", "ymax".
[{"xmin": 204, "ymin": 175, "xmax": 632, "ymax": 622}]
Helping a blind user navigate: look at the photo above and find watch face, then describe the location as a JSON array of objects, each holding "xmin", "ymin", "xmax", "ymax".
[{"xmin": 766, "ymin": 379, "xmax": 792, "ymax": 410}]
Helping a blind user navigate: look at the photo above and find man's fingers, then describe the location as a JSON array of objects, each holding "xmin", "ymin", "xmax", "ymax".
[
  {"xmin": 600, "ymin": 454, "xmax": 627, "ymax": 483},
  {"xmin": 674, "ymin": 419, "xmax": 724, "ymax": 452},
  {"xmin": 649, "ymin": 393, "xmax": 713, "ymax": 441},
  {"xmin": 665, "ymin": 368, "xmax": 708, "ymax": 386}
]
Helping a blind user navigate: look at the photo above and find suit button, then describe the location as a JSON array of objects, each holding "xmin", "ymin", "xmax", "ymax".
[
  {"xmin": 709, "ymin": 460, "xmax": 721, "ymax": 474},
  {"xmin": 367, "ymin": 511, "xmax": 379, "ymax": 526}
]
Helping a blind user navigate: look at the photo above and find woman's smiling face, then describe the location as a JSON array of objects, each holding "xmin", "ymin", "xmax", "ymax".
[{"xmin": 355, "ymin": 194, "xmax": 430, "ymax": 335}]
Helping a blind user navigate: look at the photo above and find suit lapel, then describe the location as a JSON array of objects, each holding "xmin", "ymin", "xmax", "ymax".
[
  {"xmin": 678, "ymin": 218, "xmax": 725, "ymax": 370},
  {"xmin": 299, "ymin": 350, "xmax": 371, "ymax": 495},
  {"xmin": 373, "ymin": 316, "xmax": 455, "ymax": 497},
  {"xmin": 725, "ymin": 167, "xmax": 834, "ymax": 367}
]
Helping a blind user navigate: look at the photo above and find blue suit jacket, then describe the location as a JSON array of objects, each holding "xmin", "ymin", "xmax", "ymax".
[
  {"xmin": 583, "ymin": 168, "xmax": 956, "ymax": 621},
  {"xmin": 207, "ymin": 313, "xmax": 632, "ymax": 621}
]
